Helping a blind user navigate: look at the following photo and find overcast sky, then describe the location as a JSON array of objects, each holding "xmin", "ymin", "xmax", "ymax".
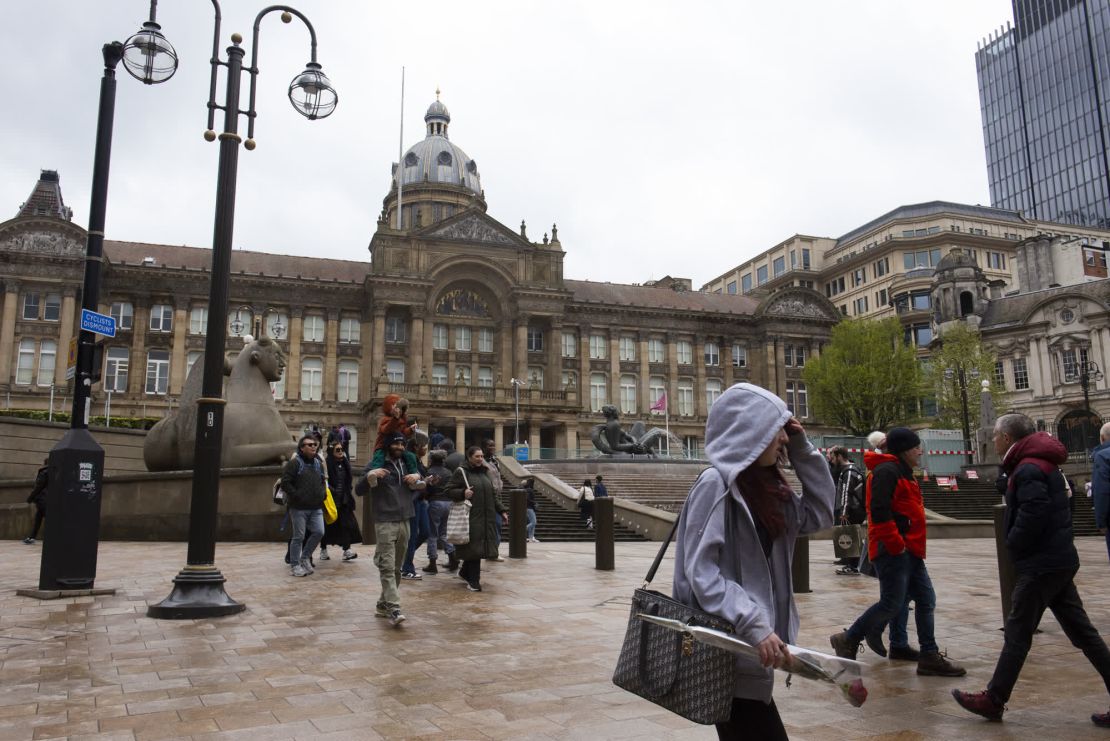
[{"xmin": 3, "ymin": 1, "xmax": 1014, "ymax": 288}]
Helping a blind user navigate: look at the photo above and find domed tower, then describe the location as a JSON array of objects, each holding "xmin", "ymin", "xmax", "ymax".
[
  {"xmin": 380, "ymin": 91, "xmax": 487, "ymax": 230},
  {"xmin": 931, "ymin": 247, "xmax": 990, "ymax": 336}
]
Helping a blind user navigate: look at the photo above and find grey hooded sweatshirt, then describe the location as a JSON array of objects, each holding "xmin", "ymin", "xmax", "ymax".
[{"xmin": 672, "ymin": 383, "xmax": 834, "ymax": 703}]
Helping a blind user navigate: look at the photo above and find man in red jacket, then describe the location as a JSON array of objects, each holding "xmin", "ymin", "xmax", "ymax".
[
  {"xmin": 830, "ymin": 427, "xmax": 965, "ymax": 676},
  {"xmin": 953, "ymin": 413, "xmax": 1110, "ymax": 726}
]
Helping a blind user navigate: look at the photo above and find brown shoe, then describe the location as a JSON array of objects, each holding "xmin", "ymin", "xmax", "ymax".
[
  {"xmin": 830, "ymin": 630, "xmax": 860, "ymax": 660},
  {"xmin": 917, "ymin": 651, "xmax": 966, "ymax": 677}
]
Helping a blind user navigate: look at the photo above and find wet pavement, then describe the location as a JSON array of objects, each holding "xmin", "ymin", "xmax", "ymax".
[{"xmin": 2, "ymin": 536, "xmax": 1110, "ymax": 740}]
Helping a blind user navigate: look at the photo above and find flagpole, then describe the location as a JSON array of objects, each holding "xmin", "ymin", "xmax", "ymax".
[{"xmin": 396, "ymin": 66, "xmax": 404, "ymax": 230}]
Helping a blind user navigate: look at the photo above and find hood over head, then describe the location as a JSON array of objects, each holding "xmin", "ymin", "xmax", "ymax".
[
  {"xmin": 863, "ymin": 449, "xmax": 895, "ymax": 471},
  {"xmin": 1002, "ymin": 431, "xmax": 1067, "ymax": 470},
  {"xmin": 704, "ymin": 383, "xmax": 792, "ymax": 485}
]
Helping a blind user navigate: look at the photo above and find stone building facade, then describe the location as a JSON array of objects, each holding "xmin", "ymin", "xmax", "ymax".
[{"xmin": 0, "ymin": 100, "xmax": 841, "ymax": 460}]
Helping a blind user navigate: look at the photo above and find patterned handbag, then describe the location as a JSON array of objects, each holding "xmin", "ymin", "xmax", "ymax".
[
  {"xmin": 612, "ymin": 507, "xmax": 736, "ymax": 725},
  {"xmin": 446, "ymin": 470, "xmax": 472, "ymax": 545}
]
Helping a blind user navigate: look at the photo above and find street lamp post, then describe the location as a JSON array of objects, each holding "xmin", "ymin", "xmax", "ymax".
[
  {"xmin": 143, "ymin": 2, "xmax": 336, "ymax": 619},
  {"xmin": 945, "ymin": 365, "xmax": 980, "ymax": 466},
  {"xmin": 1079, "ymin": 360, "xmax": 1103, "ymax": 452},
  {"xmin": 36, "ymin": 41, "xmax": 128, "ymax": 592},
  {"xmin": 510, "ymin": 377, "xmax": 525, "ymax": 445}
]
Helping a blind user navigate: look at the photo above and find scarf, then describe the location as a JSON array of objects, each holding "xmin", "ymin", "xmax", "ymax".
[{"xmin": 736, "ymin": 464, "xmax": 793, "ymax": 541}]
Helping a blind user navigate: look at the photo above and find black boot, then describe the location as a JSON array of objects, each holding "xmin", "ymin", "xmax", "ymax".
[
  {"xmin": 422, "ymin": 559, "xmax": 437, "ymax": 575},
  {"xmin": 446, "ymin": 552, "xmax": 459, "ymax": 571}
]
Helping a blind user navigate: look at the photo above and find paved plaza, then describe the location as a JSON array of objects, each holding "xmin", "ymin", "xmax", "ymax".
[{"xmin": 2, "ymin": 536, "xmax": 1110, "ymax": 740}]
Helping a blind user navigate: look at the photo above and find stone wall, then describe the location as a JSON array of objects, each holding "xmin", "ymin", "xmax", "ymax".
[{"xmin": 0, "ymin": 417, "xmax": 147, "ymax": 480}]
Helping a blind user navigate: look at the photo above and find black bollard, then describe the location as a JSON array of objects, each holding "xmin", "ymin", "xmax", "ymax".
[
  {"xmin": 792, "ymin": 536, "xmax": 811, "ymax": 593},
  {"xmin": 595, "ymin": 497, "xmax": 614, "ymax": 570},
  {"xmin": 509, "ymin": 488, "xmax": 527, "ymax": 559},
  {"xmin": 993, "ymin": 503, "xmax": 1014, "ymax": 627}
]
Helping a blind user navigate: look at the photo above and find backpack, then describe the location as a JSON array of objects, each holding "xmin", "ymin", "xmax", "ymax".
[{"xmin": 273, "ymin": 456, "xmax": 322, "ymax": 506}]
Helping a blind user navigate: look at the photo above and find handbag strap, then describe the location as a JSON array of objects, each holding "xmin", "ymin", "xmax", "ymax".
[
  {"xmin": 643, "ymin": 476, "xmax": 734, "ymax": 589},
  {"xmin": 460, "ymin": 469, "xmax": 470, "ymax": 489}
]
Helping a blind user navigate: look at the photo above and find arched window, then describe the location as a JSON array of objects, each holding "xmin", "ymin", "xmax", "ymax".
[
  {"xmin": 959, "ymin": 291, "xmax": 974, "ymax": 316},
  {"xmin": 1057, "ymin": 409, "xmax": 1101, "ymax": 455}
]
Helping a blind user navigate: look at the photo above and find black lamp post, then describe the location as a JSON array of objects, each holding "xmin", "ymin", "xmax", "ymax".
[
  {"xmin": 1079, "ymin": 360, "xmax": 1103, "ymax": 452},
  {"xmin": 945, "ymin": 365, "xmax": 980, "ymax": 466},
  {"xmin": 144, "ymin": 2, "xmax": 336, "ymax": 619}
]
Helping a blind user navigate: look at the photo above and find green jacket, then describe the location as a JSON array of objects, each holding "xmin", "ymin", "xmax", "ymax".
[{"xmin": 444, "ymin": 463, "xmax": 504, "ymax": 561}]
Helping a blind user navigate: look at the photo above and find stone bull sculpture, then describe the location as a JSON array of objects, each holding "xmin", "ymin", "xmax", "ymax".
[{"xmin": 143, "ymin": 337, "xmax": 295, "ymax": 471}]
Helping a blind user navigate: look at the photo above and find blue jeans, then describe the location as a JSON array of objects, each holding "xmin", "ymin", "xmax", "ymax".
[
  {"xmin": 402, "ymin": 499, "xmax": 430, "ymax": 573},
  {"xmin": 848, "ymin": 552, "xmax": 938, "ymax": 654},
  {"xmin": 289, "ymin": 507, "xmax": 324, "ymax": 567},
  {"xmin": 426, "ymin": 500, "xmax": 455, "ymax": 561},
  {"xmin": 526, "ymin": 508, "xmax": 537, "ymax": 540}
]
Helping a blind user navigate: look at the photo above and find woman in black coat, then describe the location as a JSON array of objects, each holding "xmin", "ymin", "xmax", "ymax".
[
  {"xmin": 444, "ymin": 446, "xmax": 506, "ymax": 592},
  {"xmin": 321, "ymin": 443, "xmax": 362, "ymax": 561}
]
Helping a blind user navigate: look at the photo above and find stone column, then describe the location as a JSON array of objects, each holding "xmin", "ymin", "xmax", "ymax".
[
  {"xmin": 514, "ymin": 318, "xmax": 528, "ymax": 382},
  {"xmin": 579, "ymin": 325, "xmax": 591, "ymax": 407},
  {"xmin": 54, "ymin": 288, "xmax": 77, "ymax": 387},
  {"xmin": 638, "ymin": 332, "xmax": 650, "ymax": 414},
  {"xmin": 667, "ymin": 336, "xmax": 679, "ymax": 415},
  {"xmin": 528, "ymin": 427, "xmax": 540, "ymax": 454},
  {"xmin": 0, "ymin": 282, "xmax": 19, "ymax": 387},
  {"xmin": 168, "ymin": 299, "xmax": 188, "ymax": 395},
  {"xmin": 608, "ymin": 333, "xmax": 620, "ymax": 410},
  {"xmin": 564, "ymin": 424, "xmax": 578, "ymax": 457},
  {"xmin": 547, "ymin": 321, "xmax": 562, "ymax": 391},
  {"xmin": 695, "ymin": 334, "xmax": 708, "ymax": 417},
  {"xmin": 766, "ymin": 338, "xmax": 780, "ymax": 397},
  {"xmin": 323, "ymin": 308, "xmax": 339, "ymax": 401},
  {"xmin": 370, "ymin": 305, "xmax": 386, "ymax": 383},
  {"xmin": 410, "ymin": 311, "xmax": 424, "ymax": 384},
  {"xmin": 494, "ymin": 422, "xmax": 504, "ymax": 452},
  {"xmin": 1029, "ymin": 336, "xmax": 1049, "ymax": 394},
  {"xmin": 127, "ymin": 301, "xmax": 149, "ymax": 396},
  {"xmin": 724, "ymin": 338, "xmax": 736, "ymax": 387},
  {"xmin": 287, "ymin": 306, "xmax": 304, "ymax": 399},
  {"xmin": 455, "ymin": 419, "xmax": 466, "ymax": 450},
  {"xmin": 359, "ymin": 314, "xmax": 373, "ymax": 402},
  {"xmin": 420, "ymin": 313, "xmax": 434, "ymax": 384},
  {"xmin": 499, "ymin": 325, "xmax": 513, "ymax": 387}
]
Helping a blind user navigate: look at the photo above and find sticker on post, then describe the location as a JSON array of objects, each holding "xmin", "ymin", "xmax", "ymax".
[{"xmin": 79, "ymin": 462, "xmax": 93, "ymax": 482}]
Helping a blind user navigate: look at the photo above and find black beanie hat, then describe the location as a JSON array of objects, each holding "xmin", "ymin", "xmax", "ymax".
[{"xmin": 885, "ymin": 427, "xmax": 921, "ymax": 455}]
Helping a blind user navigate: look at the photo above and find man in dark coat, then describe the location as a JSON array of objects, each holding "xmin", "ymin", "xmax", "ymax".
[
  {"xmin": 23, "ymin": 458, "xmax": 48, "ymax": 544},
  {"xmin": 1090, "ymin": 422, "xmax": 1110, "ymax": 563},
  {"xmin": 594, "ymin": 475, "xmax": 608, "ymax": 498},
  {"xmin": 953, "ymin": 413, "xmax": 1110, "ymax": 727},
  {"xmin": 359, "ymin": 432, "xmax": 422, "ymax": 626},
  {"xmin": 827, "ymin": 446, "xmax": 866, "ymax": 574},
  {"xmin": 282, "ymin": 436, "xmax": 327, "ymax": 577}
]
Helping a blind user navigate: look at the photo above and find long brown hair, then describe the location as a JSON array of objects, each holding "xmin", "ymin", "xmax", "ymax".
[{"xmin": 736, "ymin": 463, "xmax": 793, "ymax": 540}]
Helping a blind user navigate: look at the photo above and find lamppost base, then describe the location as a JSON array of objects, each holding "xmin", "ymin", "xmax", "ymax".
[{"xmin": 147, "ymin": 565, "xmax": 245, "ymax": 619}]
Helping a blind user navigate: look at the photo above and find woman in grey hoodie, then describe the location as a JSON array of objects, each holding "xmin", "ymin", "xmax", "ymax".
[{"xmin": 672, "ymin": 383, "xmax": 835, "ymax": 740}]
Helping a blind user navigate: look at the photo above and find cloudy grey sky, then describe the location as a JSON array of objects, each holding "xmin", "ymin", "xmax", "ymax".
[{"xmin": 3, "ymin": 1, "xmax": 1013, "ymax": 288}]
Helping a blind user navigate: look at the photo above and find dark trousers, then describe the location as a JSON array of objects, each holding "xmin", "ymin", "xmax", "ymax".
[
  {"xmin": 28, "ymin": 504, "xmax": 45, "ymax": 539},
  {"xmin": 988, "ymin": 567, "xmax": 1110, "ymax": 703},
  {"xmin": 715, "ymin": 697, "xmax": 787, "ymax": 740},
  {"xmin": 847, "ymin": 552, "xmax": 938, "ymax": 654},
  {"xmin": 459, "ymin": 558, "xmax": 482, "ymax": 587}
]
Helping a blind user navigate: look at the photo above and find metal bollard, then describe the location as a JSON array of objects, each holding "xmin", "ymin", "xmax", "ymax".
[
  {"xmin": 792, "ymin": 536, "xmax": 811, "ymax": 593},
  {"xmin": 595, "ymin": 497, "xmax": 615, "ymax": 570},
  {"xmin": 509, "ymin": 488, "xmax": 527, "ymax": 559},
  {"xmin": 993, "ymin": 503, "xmax": 1014, "ymax": 627}
]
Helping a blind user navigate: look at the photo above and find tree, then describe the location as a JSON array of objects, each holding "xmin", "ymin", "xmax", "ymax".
[
  {"xmin": 924, "ymin": 323, "xmax": 1004, "ymax": 432},
  {"xmin": 803, "ymin": 317, "xmax": 922, "ymax": 435}
]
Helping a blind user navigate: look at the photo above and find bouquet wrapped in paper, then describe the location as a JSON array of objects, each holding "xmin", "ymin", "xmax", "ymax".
[{"xmin": 637, "ymin": 614, "xmax": 868, "ymax": 707}]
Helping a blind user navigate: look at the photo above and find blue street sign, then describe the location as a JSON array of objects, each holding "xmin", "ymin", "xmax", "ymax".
[{"xmin": 80, "ymin": 309, "xmax": 117, "ymax": 338}]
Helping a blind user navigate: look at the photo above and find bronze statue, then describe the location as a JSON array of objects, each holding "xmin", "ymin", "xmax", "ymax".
[
  {"xmin": 589, "ymin": 405, "xmax": 679, "ymax": 457},
  {"xmin": 143, "ymin": 337, "xmax": 295, "ymax": 471}
]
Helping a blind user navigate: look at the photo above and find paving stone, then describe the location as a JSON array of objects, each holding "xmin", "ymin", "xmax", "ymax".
[{"xmin": 3, "ymin": 539, "xmax": 1110, "ymax": 739}]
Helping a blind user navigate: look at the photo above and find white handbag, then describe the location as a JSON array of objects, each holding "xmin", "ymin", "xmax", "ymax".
[{"xmin": 446, "ymin": 469, "xmax": 472, "ymax": 545}]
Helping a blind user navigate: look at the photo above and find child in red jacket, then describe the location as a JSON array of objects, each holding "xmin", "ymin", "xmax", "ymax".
[{"xmin": 373, "ymin": 394, "xmax": 417, "ymax": 453}]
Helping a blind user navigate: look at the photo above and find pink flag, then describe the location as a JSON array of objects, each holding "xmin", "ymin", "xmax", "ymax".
[{"xmin": 650, "ymin": 392, "xmax": 668, "ymax": 413}]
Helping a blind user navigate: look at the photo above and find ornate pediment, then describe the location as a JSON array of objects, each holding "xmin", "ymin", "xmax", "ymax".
[
  {"xmin": 0, "ymin": 229, "xmax": 84, "ymax": 257},
  {"xmin": 761, "ymin": 291, "xmax": 840, "ymax": 322},
  {"xmin": 424, "ymin": 213, "xmax": 518, "ymax": 247}
]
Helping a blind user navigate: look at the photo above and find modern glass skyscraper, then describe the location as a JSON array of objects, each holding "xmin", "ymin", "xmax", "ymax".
[{"xmin": 976, "ymin": 0, "xmax": 1110, "ymax": 228}]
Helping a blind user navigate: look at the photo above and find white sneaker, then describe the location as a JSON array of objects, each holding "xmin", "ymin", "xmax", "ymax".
[
  {"xmin": 532, "ymin": 537, "xmax": 540, "ymax": 543},
  {"xmin": 319, "ymin": 547, "xmax": 330, "ymax": 561},
  {"xmin": 342, "ymin": 550, "xmax": 358, "ymax": 561},
  {"xmin": 300, "ymin": 558, "xmax": 314, "ymax": 574},
  {"xmin": 291, "ymin": 564, "xmax": 308, "ymax": 577}
]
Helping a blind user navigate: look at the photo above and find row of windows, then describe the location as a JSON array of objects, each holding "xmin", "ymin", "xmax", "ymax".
[
  {"xmin": 106, "ymin": 303, "xmax": 361, "ymax": 343},
  {"xmin": 428, "ymin": 324, "xmax": 496, "ymax": 352},
  {"xmin": 561, "ymin": 335, "xmax": 750, "ymax": 367},
  {"xmin": 101, "ymin": 347, "xmax": 361, "ymax": 402}
]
